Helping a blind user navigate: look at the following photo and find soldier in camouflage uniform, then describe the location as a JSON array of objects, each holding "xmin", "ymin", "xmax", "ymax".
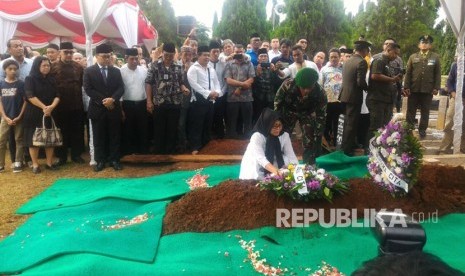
[{"xmin": 274, "ymin": 68, "xmax": 327, "ymax": 164}]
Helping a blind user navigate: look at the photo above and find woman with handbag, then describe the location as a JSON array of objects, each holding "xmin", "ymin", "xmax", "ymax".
[{"xmin": 23, "ymin": 56, "xmax": 60, "ymax": 174}]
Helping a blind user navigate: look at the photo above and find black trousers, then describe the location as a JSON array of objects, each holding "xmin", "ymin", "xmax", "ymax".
[
  {"xmin": 406, "ymin": 93, "xmax": 433, "ymax": 133},
  {"xmin": 341, "ymin": 102, "xmax": 362, "ymax": 155},
  {"xmin": 152, "ymin": 104, "xmax": 180, "ymax": 154},
  {"xmin": 91, "ymin": 110, "xmax": 121, "ymax": 163},
  {"xmin": 325, "ymin": 102, "xmax": 344, "ymax": 146},
  {"xmin": 55, "ymin": 109, "xmax": 85, "ymax": 161},
  {"xmin": 226, "ymin": 101, "xmax": 253, "ymax": 138},
  {"xmin": 122, "ymin": 100, "xmax": 148, "ymax": 155},
  {"xmin": 187, "ymin": 101, "xmax": 213, "ymax": 151},
  {"xmin": 212, "ymin": 95, "xmax": 227, "ymax": 138}
]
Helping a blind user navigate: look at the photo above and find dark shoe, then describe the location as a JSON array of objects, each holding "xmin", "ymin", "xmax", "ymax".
[
  {"xmin": 32, "ymin": 166, "xmax": 41, "ymax": 174},
  {"xmin": 72, "ymin": 156, "xmax": 86, "ymax": 164},
  {"xmin": 55, "ymin": 159, "xmax": 67, "ymax": 166},
  {"xmin": 419, "ymin": 131, "xmax": 426, "ymax": 138},
  {"xmin": 94, "ymin": 162, "xmax": 105, "ymax": 172},
  {"xmin": 45, "ymin": 164, "xmax": 59, "ymax": 171},
  {"xmin": 111, "ymin": 161, "xmax": 122, "ymax": 171}
]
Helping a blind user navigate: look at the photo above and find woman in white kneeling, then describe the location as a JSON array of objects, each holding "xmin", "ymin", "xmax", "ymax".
[{"xmin": 239, "ymin": 108, "xmax": 298, "ymax": 180}]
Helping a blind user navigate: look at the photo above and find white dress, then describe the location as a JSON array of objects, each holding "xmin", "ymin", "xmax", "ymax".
[{"xmin": 239, "ymin": 132, "xmax": 298, "ymax": 180}]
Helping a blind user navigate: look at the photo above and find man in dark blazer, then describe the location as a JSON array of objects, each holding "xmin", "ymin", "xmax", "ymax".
[
  {"xmin": 340, "ymin": 40, "xmax": 371, "ymax": 156},
  {"xmin": 83, "ymin": 44, "xmax": 124, "ymax": 172}
]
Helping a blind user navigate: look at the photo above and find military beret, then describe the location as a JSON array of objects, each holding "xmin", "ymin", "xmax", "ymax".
[
  {"xmin": 47, "ymin": 43, "xmax": 59, "ymax": 51},
  {"xmin": 125, "ymin": 48, "xmax": 139, "ymax": 56},
  {"xmin": 258, "ymin": 48, "xmax": 268, "ymax": 55},
  {"xmin": 197, "ymin": 45, "xmax": 210, "ymax": 54},
  {"xmin": 419, "ymin": 35, "xmax": 433, "ymax": 43},
  {"xmin": 59, "ymin": 42, "xmax": 73, "ymax": 50},
  {"xmin": 163, "ymin": 43, "xmax": 176, "ymax": 53},
  {"xmin": 96, "ymin": 44, "xmax": 112, "ymax": 54},
  {"xmin": 295, "ymin": 68, "xmax": 319, "ymax": 88}
]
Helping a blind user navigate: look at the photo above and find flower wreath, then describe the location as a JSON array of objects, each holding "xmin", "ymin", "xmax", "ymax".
[
  {"xmin": 367, "ymin": 121, "xmax": 423, "ymax": 196},
  {"xmin": 258, "ymin": 164, "xmax": 349, "ymax": 202}
]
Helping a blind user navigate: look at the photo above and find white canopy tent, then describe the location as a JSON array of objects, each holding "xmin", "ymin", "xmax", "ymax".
[{"xmin": 0, "ymin": 0, "xmax": 158, "ymax": 65}]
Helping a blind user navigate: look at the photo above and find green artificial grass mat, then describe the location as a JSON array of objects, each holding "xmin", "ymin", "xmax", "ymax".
[{"xmin": 0, "ymin": 199, "xmax": 167, "ymax": 274}]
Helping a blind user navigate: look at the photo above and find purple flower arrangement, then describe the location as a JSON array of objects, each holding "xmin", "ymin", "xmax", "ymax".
[{"xmin": 258, "ymin": 164, "xmax": 349, "ymax": 202}]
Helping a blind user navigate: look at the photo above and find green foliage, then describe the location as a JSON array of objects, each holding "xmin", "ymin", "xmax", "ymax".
[
  {"xmin": 272, "ymin": 0, "xmax": 353, "ymax": 55},
  {"xmin": 138, "ymin": 0, "xmax": 182, "ymax": 46},
  {"xmin": 436, "ymin": 21, "xmax": 457, "ymax": 75},
  {"xmin": 212, "ymin": 11, "xmax": 219, "ymax": 34},
  {"xmin": 353, "ymin": 0, "xmax": 439, "ymax": 62},
  {"xmin": 195, "ymin": 22, "xmax": 211, "ymax": 46},
  {"xmin": 214, "ymin": 0, "xmax": 272, "ymax": 45}
]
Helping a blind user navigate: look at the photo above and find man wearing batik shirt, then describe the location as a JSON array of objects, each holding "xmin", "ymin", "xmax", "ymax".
[
  {"xmin": 320, "ymin": 48, "xmax": 343, "ymax": 147},
  {"xmin": 253, "ymin": 48, "xmax": 276, "ymax": 123},
  {"xmin": 121, "ymin": 48, "xmax": 148, "ymax": 155},
  {"xmin": 146, "ymin": 43, "xmax": 189, "ymax": 154},
  {"xmin": 225, "ymin": 44, "xmax": 255, "ymax": 139}
]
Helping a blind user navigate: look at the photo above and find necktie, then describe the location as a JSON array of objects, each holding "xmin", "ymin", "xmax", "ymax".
[{"xmin": 101, "ymin": 67, "xmax": 107, "ymax": 83}]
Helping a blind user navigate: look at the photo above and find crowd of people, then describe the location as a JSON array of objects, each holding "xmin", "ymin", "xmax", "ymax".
[{"xmin": 0, "ymin": 30, "xmax": 463, "ymax": 174}]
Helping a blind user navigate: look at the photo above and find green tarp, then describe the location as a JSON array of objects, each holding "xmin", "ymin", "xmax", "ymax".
[
  {"xmin": 17, "ymin": 215, "xmax": 465, "ymax": 275},
  {"xmin": 0, "ymin": 199, "xmax": 167, "ymax": 273}
]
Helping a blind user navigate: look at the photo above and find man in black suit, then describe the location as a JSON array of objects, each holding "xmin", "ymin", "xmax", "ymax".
[
  {"xmin": 83, "ymin": 44, "xmax": 124, "ymax": 171},
  {"xmin": 340, "ymin": 40, "xmax": 371, "ymax": 156}
]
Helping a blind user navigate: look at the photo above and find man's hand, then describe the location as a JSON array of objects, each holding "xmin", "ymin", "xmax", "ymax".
[
  {"xmin": 451, "ymin": 91, "xmax": 456, "ymax": 99},
  {"xmin": 147, "ymin": 101, "xmax": 154, "ymax": 114},
  {"xmin": 3, "ymin": 116, "xmax": 14, "ymax": 126},
  {"xmin": 208, "ymin": 91, "xmax": 219, "ymax": 100},
  {"xmin": 256, "ymin": 64, "xmax": 263, "ymax": 76},
  {"xmin": 393, "ymin": 74, "xmax": 402, "ymax": 83},
  {"xmin": 403, "ymin": 89, "xmax": 411, "ymax": 97},
  {"xmin": 102, "ymin": 98, "xmax": 115, "ymax": 110},
  {"xmin": 233, "ymin": 88, "xmax": 241, "ymax": 96}
]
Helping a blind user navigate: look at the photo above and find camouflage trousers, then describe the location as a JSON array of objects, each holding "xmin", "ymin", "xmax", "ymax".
[{"xmin": 280, "ymin": 112, "xmax": 324, "ymax": 165}]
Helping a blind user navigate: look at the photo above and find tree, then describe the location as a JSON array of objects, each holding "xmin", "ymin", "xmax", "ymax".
[
  {"xmin": 214, "ymin": 0, "xmax": 272, "ymax": 45},
  {"xmin": 435, "ymin": 21, "xmax": 457, "ymax": 75},
  {"xmin": 272, "ymin": 0, "xmax": 353, "ymax": 56},
  {"xmin": 212, "ymin": 11, "xmax": 219, "ymax": 34},
  {"xmin": 138, "ymin": 0, "xmax": 182, "ymax": 46},
  {"xmin": 353, "ymin": 0, "xmax": 439, "ymax": 62}
]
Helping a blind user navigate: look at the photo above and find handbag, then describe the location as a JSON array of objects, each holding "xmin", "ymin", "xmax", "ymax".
[{"xmin": 32, "ymin": 115, "xmax": 63, "ymax": 147}]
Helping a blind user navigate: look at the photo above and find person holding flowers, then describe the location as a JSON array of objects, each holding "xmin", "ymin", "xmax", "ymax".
[{"xmin": 239, "ymin": 108, "xmax": 298, "ymax": 180}]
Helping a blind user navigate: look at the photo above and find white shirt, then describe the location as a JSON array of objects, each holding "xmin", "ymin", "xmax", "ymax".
[
  {"xmin": 279, "ymin": 60, "xmax": 320, "ymax": 80},
  {"xmin": 239, "ymin": 132, "xmax": 298, "ymax": 180},
  {"xmin": 187, "ymin": 62, "xmax": 222, "ymax": 102},
  {"xmin": 268, "ymin": 49, "xmax": 281, "ymax": 61},
  {"xmin": 120, "ymin": 64, "xmax": 148, "ymax": 101}
]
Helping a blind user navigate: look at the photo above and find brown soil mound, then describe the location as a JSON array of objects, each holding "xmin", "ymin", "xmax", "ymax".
[
  {"xmin": 199, "ymin": 139, "xmax": 304, "ymax": 156},
  {"xmin": 163, "ymin": 164, "xmax": 465, "ymax": 235}
]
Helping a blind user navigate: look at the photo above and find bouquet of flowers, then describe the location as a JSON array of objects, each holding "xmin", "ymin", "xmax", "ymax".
[
  {"xmin": 367, "ymin": 121, "xmax": 422, "ymax": 196},
  {"xmin": 258, "ymin": 164, "xmax": 349, "ymax": 202}
]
